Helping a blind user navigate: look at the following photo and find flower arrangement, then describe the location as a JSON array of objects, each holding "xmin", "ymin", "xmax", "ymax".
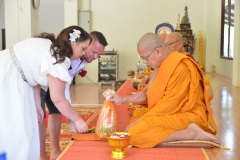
[
  {"xmin": 69, "ymin": 29, "xmax": 81, "ymax": 42},
  {"xmin": 78, "ymin": 69, "xmax": 87, "ymax": 77}
]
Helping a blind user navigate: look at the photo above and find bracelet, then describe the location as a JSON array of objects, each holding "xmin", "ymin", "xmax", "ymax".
[{"xmin": 67, "ymin": 118, "xmax": 71, "ymax": 123}]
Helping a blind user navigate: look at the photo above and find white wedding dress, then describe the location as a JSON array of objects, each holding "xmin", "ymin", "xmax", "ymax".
[{"xmin": 0, "ymin": 38, "xmax": 72, "ymax": 160}]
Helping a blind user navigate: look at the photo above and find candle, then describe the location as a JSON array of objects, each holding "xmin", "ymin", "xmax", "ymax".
[{"xmin": 199, "ymin": 32, "xmax": 204, "ymax": 66}]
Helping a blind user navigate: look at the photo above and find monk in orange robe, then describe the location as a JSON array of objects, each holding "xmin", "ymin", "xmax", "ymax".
[
  {"xmin": 110, "ymin": 33, "xmax": 218, "ymax": 148},
  {"xmin": 137, "ymin": 33, "xmax": 168, "ymax": 90},
  {"xmin": 165, "ymin": 32, "xmax": 214, "ymax": 101}
]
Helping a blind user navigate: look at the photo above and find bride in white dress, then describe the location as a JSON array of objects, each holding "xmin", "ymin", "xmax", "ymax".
[{"xmin": 0, "ymin": 26, "xmax": 91, "ymax": 160}]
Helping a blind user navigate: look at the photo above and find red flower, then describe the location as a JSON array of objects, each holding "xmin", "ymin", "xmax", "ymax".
[{"xmin": 78, "ymin": 69, "xmax": 87, "ymax": 77}]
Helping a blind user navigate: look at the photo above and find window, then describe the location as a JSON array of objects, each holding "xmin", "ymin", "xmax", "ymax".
[{"xmin": 220, "ymin": 0, "xmax": 235, "ymax": 59}]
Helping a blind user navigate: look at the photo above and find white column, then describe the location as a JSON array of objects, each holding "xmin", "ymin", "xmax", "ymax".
[
  {"xmin": 78, "ymin": 0, "xmax": 90, "ymax": 11},
  {"xmin": 4, "ymin": 0, "xmax": 39, "ymax": 48},
  {"xmin": 64, "ymin": 0, "xmax": 78, "ymax": 27},
  {"xmin": 232, "ymin": 0, "xmax": 240, "ymax": 86}
]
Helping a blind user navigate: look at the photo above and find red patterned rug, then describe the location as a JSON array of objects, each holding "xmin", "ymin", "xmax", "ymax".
[
  {"xmin": 58, "ymin": 141, "xmax": 209, "ymax": 160},
  {"xmin": 44, "ymin": 106, "xmax": 101, "ymax": 158}
]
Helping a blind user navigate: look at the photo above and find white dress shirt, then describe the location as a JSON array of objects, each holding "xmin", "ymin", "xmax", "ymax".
[{"xmin": 65, "ymin": 59, "xmax": 89, "ymax": 103}]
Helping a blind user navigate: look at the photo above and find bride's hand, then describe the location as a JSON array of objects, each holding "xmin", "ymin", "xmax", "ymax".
[
  {"xmin": 69, "ymin": 118, "xmax": 89, "ymax": 133},
  {"xmin": 36, "ymin": 106, "xmax": 44, "ymax": 124}
]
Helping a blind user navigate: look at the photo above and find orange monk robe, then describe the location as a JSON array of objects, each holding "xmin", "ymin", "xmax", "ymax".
[
  {"xmin": 128, "ymin": 52, "xmax": 217, "ymax": 148},
  {"xmin": 180, "ymin": 52, "xmax": 214, "ymax": 101}
]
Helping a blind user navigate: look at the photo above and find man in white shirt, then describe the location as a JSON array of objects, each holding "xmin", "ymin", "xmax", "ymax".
[{"xmin": 40, "ymin": 31, "xmax": 108, "ymax": 160}]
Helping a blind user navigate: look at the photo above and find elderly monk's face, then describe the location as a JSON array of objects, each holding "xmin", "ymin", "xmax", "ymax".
[
  {"xmin": 164, "ymin": 36, "xmax": 181, "ymax": 52},
  {"xmin": 138, "ymin": 46, "xmax": 163, "ymax": 69}
]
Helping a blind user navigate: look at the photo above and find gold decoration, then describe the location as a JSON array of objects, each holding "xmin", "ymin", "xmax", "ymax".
[
  {"xmin": 175, "ymin": 14, "xmax": 181, "ymax": 30},
  {"xmin": 108, "ymin": 132, "xmax": 131, "ymax": 159},
  {"xmin": 175, "ymin": 6, "xmax": 195, "ymax": 54}
]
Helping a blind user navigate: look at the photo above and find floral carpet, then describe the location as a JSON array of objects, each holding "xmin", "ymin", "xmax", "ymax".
[{"xmin": 44, "ymin": 107, "xmax": 101, "ymax": 158}]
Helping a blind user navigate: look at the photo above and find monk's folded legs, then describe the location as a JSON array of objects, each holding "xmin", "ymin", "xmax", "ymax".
[
  {"xmin": 163, "ymin": 123, "xmax": 219, "ymax": 143},
  {"xmin": 127, "ymin": 117, "xmax": 218, "ymax": 148}
]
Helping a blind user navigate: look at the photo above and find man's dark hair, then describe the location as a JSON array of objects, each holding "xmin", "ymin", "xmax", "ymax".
[{"xmin": 90, "ymin": 31, "xmax": 108, "ymax": 46}]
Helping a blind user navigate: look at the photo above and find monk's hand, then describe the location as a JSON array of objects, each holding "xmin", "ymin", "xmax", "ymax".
[
  {"xmin": 108, "ymin": 93, "xmax": 124, "ymax": 104},
  {"xmin": 73, "ymin": 118, "xmax": 89, "ymax": 134},
  {"xmin": 125, "ymin": 118, "xmax": 141, "ymax": 132}
]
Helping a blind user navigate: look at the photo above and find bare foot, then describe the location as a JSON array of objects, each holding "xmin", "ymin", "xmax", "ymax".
[
  {"xmin": 188, "ymin": 123, "xmax": 219, "ymax": 143},
  {"xmin": 163, "ymin": 123, "xmax": 219, "ymax": 144},
  {"xmin": 50, "ymin": 150, "xmax": 61, "ymax": 160}
]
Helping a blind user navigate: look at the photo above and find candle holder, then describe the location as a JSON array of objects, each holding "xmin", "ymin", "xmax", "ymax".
[{"xmin": 136, "ymin": 61, "xmax": 140, "ymax": 75}]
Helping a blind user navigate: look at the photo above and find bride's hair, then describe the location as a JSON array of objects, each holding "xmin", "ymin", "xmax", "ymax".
[{"xmin": 35, "ymin": 26, "xmax": 91, "ymax": 64}]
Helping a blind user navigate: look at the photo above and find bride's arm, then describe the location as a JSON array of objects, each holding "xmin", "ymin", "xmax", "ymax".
[
  {"xmin": 33, "ymin": 85, "xmax": 44, "ymax": 124},
  {"xmin": 48, "ymin": 75, "xmax": 88, "ymax": 133}
]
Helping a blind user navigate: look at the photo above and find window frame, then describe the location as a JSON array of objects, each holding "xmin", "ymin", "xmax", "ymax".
[{"xmin": 220, "ymin": 0, "xmax": 234, "ymax": 60}]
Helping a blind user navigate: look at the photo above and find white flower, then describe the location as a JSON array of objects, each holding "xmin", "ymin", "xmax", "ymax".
[{"xmin": 69, "ymin": 29, "xmax": 81, "ymax": 42}]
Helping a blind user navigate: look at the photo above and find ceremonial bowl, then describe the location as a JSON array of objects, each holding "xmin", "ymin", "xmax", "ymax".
[
  {"xmin": 128, "ymin": 103, "xmax": 147, "ymax": 115},
  {"xmin": 127, "ymin": 70, "xmax": 135, "ymax": 77},
  {"xmin": 108, "ymin": 132, "xmax": 131, "ymax": 159},
  {"xmin": 132, "ymin": 81, "xmax": 139, "ymax": 90}
]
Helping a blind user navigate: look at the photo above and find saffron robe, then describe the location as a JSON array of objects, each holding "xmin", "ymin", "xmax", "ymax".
[
  {"xmin": 128, "ymin": 52, "xmax": 217, "ymax": 148},
  {"xmin": 181, "ymin": 51, "xmax": 214, "ymax": 101}
]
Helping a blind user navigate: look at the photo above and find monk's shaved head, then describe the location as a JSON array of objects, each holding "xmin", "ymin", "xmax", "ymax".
[
  {"xmin": 137, "ymin": 33, "xmax": 164, "ymax": 51},
  {"xmin": 165, "ymin": 32, "xmax": 183, "ymax": 42},
  {"xmin": 137, "ymin": 32, "xmax": 172, "ymax": 69},
  {"xmin": 159, "ymin": 33, "xmax": 168, "ymax": 41}
]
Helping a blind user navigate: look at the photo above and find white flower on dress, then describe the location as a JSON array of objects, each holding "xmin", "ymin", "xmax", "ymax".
[{"xmin": 69, "ymin": 29, "xmax": 81, "ymax": 42}]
